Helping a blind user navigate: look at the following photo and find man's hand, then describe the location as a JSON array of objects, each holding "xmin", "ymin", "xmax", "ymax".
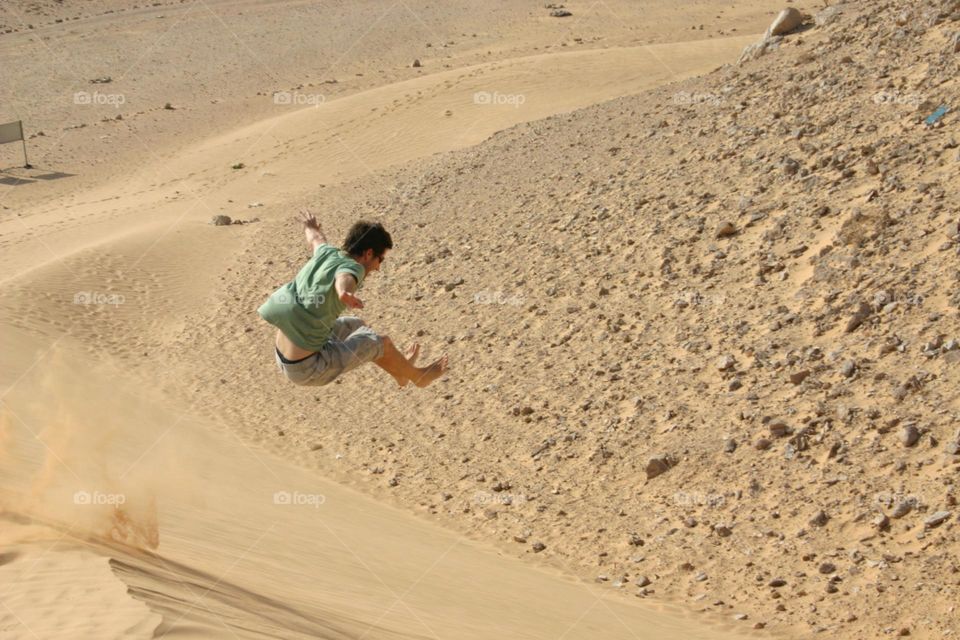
[
  {"xmin": 300, "ymin": 209, "xmax": 328, "ymax": 250},
  {"xmin": 339, "ymin": 291, "xmax": 364, "ymax": 309}
]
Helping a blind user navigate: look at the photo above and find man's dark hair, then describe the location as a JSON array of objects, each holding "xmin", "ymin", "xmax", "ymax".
[{"xmin": 343, "ymin": 221, "xmax": 393, "ymax": 258}]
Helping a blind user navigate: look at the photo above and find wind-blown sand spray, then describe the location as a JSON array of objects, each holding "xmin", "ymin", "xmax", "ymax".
[
  {"xmin": 0, "ymin": 345, "xmax": 178, "ymax": 549},
  {"xmin": 0, "ymin": 345, "xmax": 762, "ymax": 639}
]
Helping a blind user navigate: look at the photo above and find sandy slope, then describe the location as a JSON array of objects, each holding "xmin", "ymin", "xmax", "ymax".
[
  {"xmin": 0, "ymin": 36, "xmax": 755, "ymax": 290},
  {"xmin": 1, "ymin": 347, "xmax": 759, "ymax": 639},
  {"xmin": 0, "ymin": 34, "xmax": 759, "ymax": 415}
]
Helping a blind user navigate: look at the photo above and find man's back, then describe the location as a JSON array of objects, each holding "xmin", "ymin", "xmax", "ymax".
[{"xmin": 258, "ymin": 244, "xmax": 365, "ymax": 352}]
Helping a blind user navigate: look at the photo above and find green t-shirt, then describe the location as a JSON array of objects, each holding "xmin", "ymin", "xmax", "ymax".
[{"xmin": 258, "ymin": 244, "xmax": 365, "ymax": 351}]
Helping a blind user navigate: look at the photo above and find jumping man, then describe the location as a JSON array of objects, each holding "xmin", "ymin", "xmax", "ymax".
[{"xmin": 258, "ymin": 211, "xmax": 448, "ymax": 388}]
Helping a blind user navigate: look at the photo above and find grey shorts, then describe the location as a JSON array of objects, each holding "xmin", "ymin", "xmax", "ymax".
[{"xmin": 274, "ymin": 317, "xmax": 384, "ymax": 386}]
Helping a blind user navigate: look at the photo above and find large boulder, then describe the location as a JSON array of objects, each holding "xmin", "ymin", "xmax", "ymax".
[{"xmin": 766, "ymin": 7, "xmax": 805, "ymax": 38}]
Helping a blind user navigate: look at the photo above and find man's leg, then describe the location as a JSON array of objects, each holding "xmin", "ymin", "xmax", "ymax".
[
  {"xmin": 334, "ymin": 317, "xmax": 419, "ymax": 366},
  {"xmin": 329, "ymin": 319, "xmax": 446, "ymax": 388},
  {"xmin": 374, "ymin": 336, "xmax": 448, "ymax": 388}
]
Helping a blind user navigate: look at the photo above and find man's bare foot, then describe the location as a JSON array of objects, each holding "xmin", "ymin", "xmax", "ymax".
[
  {"xmin": 411, "ymin": 354, "xmax": 449, "ymax": 388},
  {"xmin": 393, "ymin": 343, "xmax": 422, "ymax": 388}
]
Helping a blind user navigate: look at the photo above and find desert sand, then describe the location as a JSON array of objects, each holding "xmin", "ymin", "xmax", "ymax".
[
  {"xmin": 1, "ymin": 349, "xmax": 761, "ymax": 638},
  {"xmin": 3, "ymin": 0, "xmax": 959, "ymax": 638}
]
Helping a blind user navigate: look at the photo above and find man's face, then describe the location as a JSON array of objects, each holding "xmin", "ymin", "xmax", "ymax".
[{"xmin": 364, "ymin": 248, "xmax": 387, "ymax": 273}]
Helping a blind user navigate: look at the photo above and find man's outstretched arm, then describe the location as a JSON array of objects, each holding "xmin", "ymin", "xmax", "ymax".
[
  {"xmin": 300, "ymin": 209, "xmax": 327, "ymax": 251},
  {"xmin": 334, "ymin": 272, "xmax": 364, "ymax": 309}
]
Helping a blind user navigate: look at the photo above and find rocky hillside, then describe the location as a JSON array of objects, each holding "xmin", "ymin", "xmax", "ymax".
[{"xmin": 155, "ymin": 0, "xmax": 960, "ymax": 637}]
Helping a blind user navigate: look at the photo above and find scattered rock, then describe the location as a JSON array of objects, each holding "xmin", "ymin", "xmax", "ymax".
[
  {"xmin": 211, "ymin": 215, "xmax": 232, "ymax": 226},
  {"xmin": 717, "ymin": 354, "xmax": 736, "ymax": 371},
  {"xmin": 845, "ymin": 302, "xmax": 873, "ymax": 333},
  {"xmin": 899, "ymin": 424, "xmax": 920, "ymax": 447},
  {"xmin": 412, "ymin": 59, "xmax": 422, "ymax": 68},
  {"xmin": 715, "ymin": 221, "xmax": 737, "ymax": 238},
  {"xmin": 892, "ymin": 385, "xmax": 909, "ymax": 403},
  {"xmin": 738, "ymin": 37, "xmax": 783, "ymax": 64},
  {"xmin": 532, "ymin": 541, "xmax": 546, "ymax": 552},
  {"xmin": 755, "ymin": 438, "xmax": 773, "ymax": 451},
  {"xmin": 924, "ymin": 511, "xmax": 952, "ymax": 529},
  {"xmin": 809, "ymin": 510, "xmax": 829, "ymax": 527},
  {"xmin": 769, "ymin": 420, "xmax": 791, "ymax": 438},
  {"xmin": 646, "ymin": 454, "xmax": 677, "ymax": 479},
  {"xmin": 815, "ymin": 5, "xmax": 844, "ymax": 28},
  {"xmin": 840, "ymin": 360, "xmax": 857, "ymax": 378},
  {"xmin": 550, "ymin": 9, "xmax": 572, "ymax": 17},
  {"xmin": 891, "ymin": 501, "xmax": 913, "ymax": 519}
]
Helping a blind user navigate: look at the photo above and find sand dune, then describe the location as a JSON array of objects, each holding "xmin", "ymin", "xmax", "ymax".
[
  {"xmin": 1, "ymin": 36, "xmax": 755, "ymax": 287},
  {"xmin": 1, "ymin": 347, "xmax": 758, "ymax": 639}
]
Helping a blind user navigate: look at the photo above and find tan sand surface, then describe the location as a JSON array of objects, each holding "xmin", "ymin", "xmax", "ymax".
[{"xmin": 1, "ymin": 348, "xmax": 761, "ymax": 639}]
